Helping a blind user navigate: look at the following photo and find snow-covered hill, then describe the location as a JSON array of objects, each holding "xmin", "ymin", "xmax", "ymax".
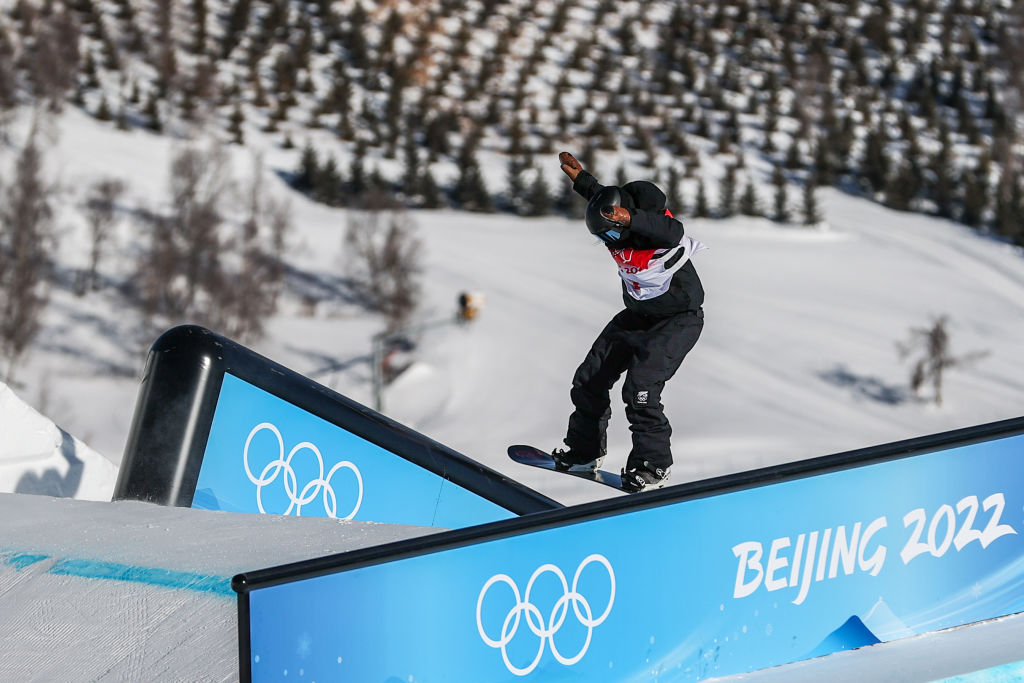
[{"xmin": 1, "ymin": 106, "xmax": 1023, "ymax": 508}]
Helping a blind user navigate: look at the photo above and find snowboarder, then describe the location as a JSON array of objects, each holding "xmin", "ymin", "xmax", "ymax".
[{"xmin": 552, "ymin": 152, "xmax": 706, "ymax": 492}]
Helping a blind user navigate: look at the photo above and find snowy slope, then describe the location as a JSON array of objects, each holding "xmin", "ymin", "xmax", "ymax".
[
  {"xmin": 0, "ymin": 382, "xmax": 116, "ymax": 500},
  {"xmin": 2, "ymin": 107, "xmax": 1024, "ymax": 507}
]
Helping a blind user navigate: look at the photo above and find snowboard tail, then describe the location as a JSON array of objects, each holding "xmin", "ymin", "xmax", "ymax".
[{"xmin": 508, "ymin": 444, "xmax": 623, "ymax": 490}]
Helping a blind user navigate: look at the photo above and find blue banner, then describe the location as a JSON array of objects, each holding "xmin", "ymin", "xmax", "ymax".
[
  {"xmin": 243, "ymin": 429, "xmax": 1024, "ymax": 681},
  {"xmin": 193, "ymin": 374, "xmax": 514, "ymax": 528}
]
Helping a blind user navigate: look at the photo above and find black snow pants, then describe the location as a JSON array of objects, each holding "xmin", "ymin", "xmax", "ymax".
[{"xmin": 564, "ymin": 307, "xmax": 703, "ymax": 471}]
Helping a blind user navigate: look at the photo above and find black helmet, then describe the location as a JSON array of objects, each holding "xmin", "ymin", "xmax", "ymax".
[{"xmin": 585, "ymin": 186, "xmax": 627, "ymax": 244}]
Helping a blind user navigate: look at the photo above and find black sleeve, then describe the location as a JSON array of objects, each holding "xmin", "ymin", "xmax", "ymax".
[
  {"xmin": 572, "ymin": 170, "xmax": 603, "ymax": 201},
  {"xmin": 627, "ymin": 209, "xmax": 685, "ymax": 248}
]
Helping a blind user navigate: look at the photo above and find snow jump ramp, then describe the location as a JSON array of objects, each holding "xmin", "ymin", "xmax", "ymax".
[{"xmin": 0, "ymin": 492, "xmax": 435, "ymax": 681}]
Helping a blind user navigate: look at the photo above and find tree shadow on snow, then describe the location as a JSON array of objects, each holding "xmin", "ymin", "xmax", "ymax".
[
  {"xmin": 281, "ymin": 262, "xmax": 373, "ymax": 312},
  {"xmin": 817, "ymin": 364, "xmax": 910, "ymax": 405},
  {"xmin": 283, "ymin": 345, "xmax": 374, "ymax": 383},
  {"xmin": 15, "ymin": 428, "xmax": 84, "ymax": 498}
]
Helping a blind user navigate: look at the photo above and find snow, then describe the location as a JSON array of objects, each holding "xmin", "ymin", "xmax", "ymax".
[
  {"xmin": 0, "ymin": 382, "xmax": 116, "ymax": 500},
  {"xmin": 2, "ymin": 105, "xmax": 1024, "ymax": 679},
  {"xmin": 0, "ymin": 492, "xmax": 434, "ymax": 681},
  {"xmin": 707, "ymin": 612, "xmax": 1024, "ymax": 682}
]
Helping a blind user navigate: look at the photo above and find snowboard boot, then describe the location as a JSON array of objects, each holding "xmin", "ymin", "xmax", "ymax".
[
  {"xmin": 552, "ymin": 447, "xmax": 605, "ymax": 473},
  {"xmin": 620, "ymin": 461, "xmax": 671, "ymax": 493}
]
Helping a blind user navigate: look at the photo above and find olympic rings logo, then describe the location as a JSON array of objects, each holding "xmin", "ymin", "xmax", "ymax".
[
  {"xmin": 242, "ymin": 422, "xmax": 363, "ymax": 519},
  {"xmin": 475, "ymin": 554, "xmax": 615, "ymax": 676}
]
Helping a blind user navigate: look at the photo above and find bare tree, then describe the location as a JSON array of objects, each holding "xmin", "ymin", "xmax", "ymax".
[
  {"xmin": 82, "ymin": 178, "xmax": 125, "ymax": 292},
  {"xmin": 135, "ymin": 147, "xmax": 292, "ymax": 341},
  {"xmin": 0, "ymin": 135, "xmax": 54, "ymax": 383},
  {"xmin": 344, "ymin": 192, "xmax": 422, "ymax": 332},
  {"xmin": 898, "ymin": 315, "xmax": 989, "ymax": 407},
  {"xmin": 135, "ymin": 143, "xmax": 230, "ymax": 332},
  {"xmin": 135, "ymin": 209, "xmax": 183, "ymax": 327},
  {"xmin": 172, "ymin": 144, "xmax": 229, "ymax": 312},
  {"xmin": 24, "ymin": 7, "xmax": 80, "ymax": 112},
  {"xmin": 220, "ymin": 157, "xmax": 291, "ymax": 341}
]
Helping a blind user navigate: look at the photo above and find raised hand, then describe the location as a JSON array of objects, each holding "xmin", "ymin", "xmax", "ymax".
[{"xmin": 558, "ymin": 151, "xmax": 583, "ymax": 181}]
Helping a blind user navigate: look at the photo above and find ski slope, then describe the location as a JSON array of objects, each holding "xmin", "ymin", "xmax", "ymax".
[
  {"xmin": 1, "ymin": 107, "xmax": 1024, "ymax": 680},
  {"xmin": 4, "ymin": 108, "xmax": 1023, "ymax": 507}
]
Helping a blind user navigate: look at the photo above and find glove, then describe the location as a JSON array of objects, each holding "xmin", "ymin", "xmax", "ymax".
[
  {"xmin": 559, "ymin": 151, "xmax": 582, "ymax": 181},
  {"xmin": 600, "ymin": 205, "xmax": 631, "ymax": 227}
]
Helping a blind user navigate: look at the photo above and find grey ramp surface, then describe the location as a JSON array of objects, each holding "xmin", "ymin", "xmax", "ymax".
[{"xmin": 0, "ymin": 493, "xmax": 435, "ymax": 682}]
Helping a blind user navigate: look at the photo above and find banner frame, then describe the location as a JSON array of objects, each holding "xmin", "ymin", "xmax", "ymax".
[
  {"xmin": 233, "ymin": 414, "xmax": 1024, "ymax": 593},
  {"xmin": 114, "ymin": 325, "xmax": 560, "ymax": 516}
]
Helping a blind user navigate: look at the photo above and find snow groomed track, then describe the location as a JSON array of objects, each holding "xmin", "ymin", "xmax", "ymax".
[{"xmin": 0, "ymin": 493, "xmax": 434, "ymax": 681}]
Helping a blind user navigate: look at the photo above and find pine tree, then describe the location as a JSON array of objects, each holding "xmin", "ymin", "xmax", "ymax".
[
  {"xmin": 221, "ymin": 0, "xmax": 252, "ymax": 58},
  {"xmin": 786, "ymin": 138, "xmax": 803, "ymax": 171},
  {"xmin": 0, "ymin": 27, "xmax": 18, "ymax": 113},
  {"xmin": 345, "ymin": 2, "xmax": 370, "ymax": 71},
  {"xmin": 191, "ymin": 0, "xmax": 208, "ymax": 55},
  {"xmin": 993, "ymin": 167, "xmax": 1023, "ymax": 245},
  {"xmin": 524, "ymin": 163, "xmax": 553, "ymax": 217},
  {"xmin": 739, "ymin": 181, "xmax": 761, "ymax": 217},
  {"xmin": 452, "ymin": 147, "xmax": 492, "ymax": 213},
  {"xmin": 401, "ymin": 130, "xmax": 422, "ymax": 205},
  {"xmin": 294, "ymin": 142, "xmax": 318, "ymax": 193},
  {"xmin": 666, "ymin": 166, "xmax": 685, "ymax": 216},
  {"xmin": 155, "ymin": 0, "xmax": 177, "ymax": 97},
  {"xmin": 959, "ymin": 170, "xmax": 987, "ymax": 229},
  {"xmin": 885, "ymin": 160, "xmax": 918, "ymax": 212},
  {"xmin": 96, "ymin": 94, "xmax": 112, "ymax": 121},
  {"xmin": 930, "ymin": 144, "xmax": 956, "ymax": 220},
  {"xmin": 556, "ymin": 180, "xmax": 584, "ymax": 219},
  {"xmin": 694, "ymin": 179, "xmax": 710, "ymax": 218},
  {"xmin": 718, "ymin": 165, "xmax": 737, "ymax": 218},
  {"xmin": 763, "ymin": 103, "xmax": 778, "ymax": 154},
  {"xmin": 771, "ymin": 165, "xmax": 790, "ymax": 223},
  {"xmin": 615, "ymin": 164, "xmax": 628, "ymax": 188},
  {"xmin": 453, "ymin": 163, "xmax": 492, "ymax": 213},
  {"xmin": 861, "ymin": 126, "xmax": 889, "ymax": 195},
  {"xmin": 349, "ymin": 140, "xmax": 367, "ymax": 199},
  {"xmin": 506, "ymin": 154, "xmax": 527, "ymax": 215},
  {"xmin": 228, "ymin": 102, "xmax": 245, "ymax": 145},
  {"xmin": 316, "ymin": 154, "xmax": 344, "ymax": 206},
  {"xmin": 420, "ymin": 168, "xmax": 442, "ymax": 210},
  {"xmin": 802, "ymin": 177, "xmax": 822, "ymax": 226},
  {"xmin": 143, "ymin": 91, "xmax": 162, "ymax": 132},
  {"xmin": 82, "ymin": 50, "xmax": 100, "ymax": 89},
  {"xmin": 812, "ymin": 137, "xmax": 834, "ymax": 190}
]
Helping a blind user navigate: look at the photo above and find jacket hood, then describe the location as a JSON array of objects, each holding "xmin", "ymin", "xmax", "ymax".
[{"xmin": 620, "ymin": 181, "xmax": 666, "ymax": 212}]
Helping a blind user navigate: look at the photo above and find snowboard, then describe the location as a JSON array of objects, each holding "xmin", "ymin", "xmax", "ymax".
[{"xmin": 507, "ymin": 444, "xmax": 623, "ymax": 491}]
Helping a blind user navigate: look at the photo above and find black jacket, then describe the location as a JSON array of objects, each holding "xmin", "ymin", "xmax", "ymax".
[{"xmin": 573, "ymin": 171, "xmax": 705, "ymax": 318}]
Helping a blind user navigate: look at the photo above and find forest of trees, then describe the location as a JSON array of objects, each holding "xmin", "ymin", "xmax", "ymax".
[
  {"xmin": 2, "ymin": 0, "xmax": 1024, "ymax": 370},
  {"xmin": 0, "ymin": 0, "xmax": 1021, "ymax": 238}
]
